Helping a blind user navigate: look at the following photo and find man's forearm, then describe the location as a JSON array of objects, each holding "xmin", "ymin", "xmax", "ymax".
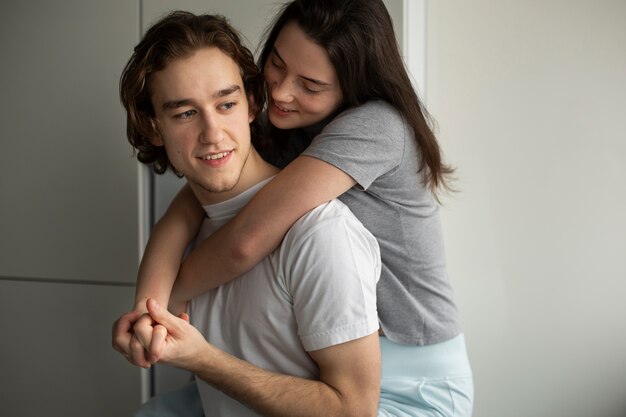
[
  {"xmin": 143, "ymin": 300, "xmax": 380, "ymax": 417},
  {"xmin": 191, "ymin": 345, "xmax": 375, "ymax": 417}
]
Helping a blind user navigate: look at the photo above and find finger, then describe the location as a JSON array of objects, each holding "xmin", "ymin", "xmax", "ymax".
[
  {"xmin": 133, "ymin": 314, "xmax": 156, "ymax": 349},
  {"xmin": 120, "ymin": 348, "xmax": 138, "ymax": 366},
  {"xmin": 112, "ymin": 311, "xmax": 140, "ymax": 340},
  {"xmin": 114, "ymin": 311, "xmax": 143, "ymax": 335},
  {"xmin": 130, "ymin": 334, "xmax": 151, "ymax": 368},
  {"xmin": 133, "ymin": 312, "xmax": 155, "ymax": 327},
  {"xmin": 112, "ymin": 311, "xmax": 143, "ymax": 355},
  {"xmin": 147, "ymin": 298, "xmax": 182, "ymax": 334},
  {"xmin": 178, "ymin": 312, "xmax": 190, "ymax": 322},
  {"xmin": 148, "ymin": 324, "xmax": 168, "ymax": 363}
]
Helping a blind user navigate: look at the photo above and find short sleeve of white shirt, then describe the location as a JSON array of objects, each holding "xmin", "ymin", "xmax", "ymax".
[{"xmin": 276, "ymin": 200, "xmax": 381, "ymax": 351}]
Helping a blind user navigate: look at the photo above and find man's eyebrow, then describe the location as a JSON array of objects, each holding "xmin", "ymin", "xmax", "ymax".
[
  {"xmin": 162, "ymin": 99, "xmax": 193, "ymax": 111},
  {"xmin": 213, "ymin": 84, "xmax": 241, "ymax": 99},
  {"xmin": 161, "ymin": 85, "xmax": 242, "ymax": 111},
  {"xmin": 272, "ymin": 47, "xmax": 332, "ymax": 87}
]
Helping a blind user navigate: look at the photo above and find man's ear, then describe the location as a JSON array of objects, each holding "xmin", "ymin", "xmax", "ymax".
[
  {"xmin": 149, "ymin": 136, "xmax": 164, "ymax": 146},
  {"xmin": 148, "ymin": 118, "xmax": 164, "ymax": 146}
]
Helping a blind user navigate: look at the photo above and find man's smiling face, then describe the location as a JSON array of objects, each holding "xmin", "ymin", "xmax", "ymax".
[{"xmin": 149, "ymin": 47, "xmax": 255, "ymax": 204}]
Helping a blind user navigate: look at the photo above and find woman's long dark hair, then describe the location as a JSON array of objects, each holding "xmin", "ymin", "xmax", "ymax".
[{"xmin": 259, "ymin": 0, "xmax": 454, "ymax": 201}]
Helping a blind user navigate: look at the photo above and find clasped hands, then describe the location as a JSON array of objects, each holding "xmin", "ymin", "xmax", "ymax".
[{"xmin": 112, "ymin": 298, "xmax": 205, "ymax": 371}]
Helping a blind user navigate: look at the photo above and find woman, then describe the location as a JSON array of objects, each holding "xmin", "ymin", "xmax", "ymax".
[{"xmin": 129, "ymin": 1, "xmax": 473, "ymax": 415}]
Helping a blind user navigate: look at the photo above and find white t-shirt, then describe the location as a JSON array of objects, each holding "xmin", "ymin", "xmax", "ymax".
[{"xmin": 189, "ymin": 178, "xmax": 381, "ymax": 416}]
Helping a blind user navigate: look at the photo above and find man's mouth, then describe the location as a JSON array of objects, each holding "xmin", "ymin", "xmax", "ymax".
[{"xmin": 201, "ymin": 151, "xmax": 231, "ymax": 160}]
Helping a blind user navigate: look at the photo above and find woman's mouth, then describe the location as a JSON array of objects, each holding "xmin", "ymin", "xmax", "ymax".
[{"xmin": 271, "ymin": 99, "xmax": 296, "ymax": 114}]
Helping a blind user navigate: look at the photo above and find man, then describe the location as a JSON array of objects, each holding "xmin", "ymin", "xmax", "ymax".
[{"xmin": 112, "ymin": 12, "xmax": 381, "ymax": 417}]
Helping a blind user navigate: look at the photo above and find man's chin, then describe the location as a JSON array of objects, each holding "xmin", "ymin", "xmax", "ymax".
[{"xmin": 187, "ymin": 177, "xmax": 240, "ymax": 204}]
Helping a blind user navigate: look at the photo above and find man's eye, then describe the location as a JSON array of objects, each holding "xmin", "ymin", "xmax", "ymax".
[
  {"xmin": 177, "ymin": 110, "xmax": 195, "ymax": 119},
  {"xmin": 220, "ymin": 102, "xmax": 236, "ymax": 111}
]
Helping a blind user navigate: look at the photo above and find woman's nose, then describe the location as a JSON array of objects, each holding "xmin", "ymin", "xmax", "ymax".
[{"xmin": 270, "ymin": 76, "xmax": 294, "ymax": 103}]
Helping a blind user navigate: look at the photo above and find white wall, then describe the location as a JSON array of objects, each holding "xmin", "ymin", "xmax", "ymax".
[{"xmin": 427, "ymin": 1, "xmax": 626, "ymax": 416}]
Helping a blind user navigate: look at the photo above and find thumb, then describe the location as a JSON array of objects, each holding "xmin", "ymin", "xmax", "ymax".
[{"xmin": 146, "ymin": 298, "xmax": 180, "ymax": 332}]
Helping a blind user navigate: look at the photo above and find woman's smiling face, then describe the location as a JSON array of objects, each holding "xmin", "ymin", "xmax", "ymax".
[{"xmin": 264, "ymin": 21, "xmax": 343, "ymax": 130}]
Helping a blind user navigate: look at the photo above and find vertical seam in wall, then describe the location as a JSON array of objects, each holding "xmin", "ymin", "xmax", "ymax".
[
  {"xmin": 137, "ymin": 0, "xmax": 155, "ymax": 405},
  {"xmin": 403, "ymin": 0, "xmax": 428, "ymax": 103},
  {"xmin": 138, "ymin": 0, "xmax": 143, "ymax": 39}
]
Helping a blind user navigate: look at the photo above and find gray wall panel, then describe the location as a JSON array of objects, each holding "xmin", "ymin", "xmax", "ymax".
[
  {"xmin": 0, "ymin": 0, "xmax": 140, "ymax": 284},
  {"xmin": 0, "ymin": 279, "xmax": 140, "ymax": 416}
]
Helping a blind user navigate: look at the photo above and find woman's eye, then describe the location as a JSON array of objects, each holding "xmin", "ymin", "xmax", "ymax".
[
  {"xmin": 271, "ymin": 58, "xmax": 285, "ymax": 71},
  {"xmin": 302, "ymin": 84, "xmax": 321, "ymax": 94}
]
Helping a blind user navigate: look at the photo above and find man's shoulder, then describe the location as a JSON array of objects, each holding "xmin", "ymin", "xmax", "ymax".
[
  {"xmin": 280, "ymin": 199, "xmax": 377, "ymax": 255},
  {"xmin": 291, "ymin": 199, "xmax": 357, "ymax": 234}
]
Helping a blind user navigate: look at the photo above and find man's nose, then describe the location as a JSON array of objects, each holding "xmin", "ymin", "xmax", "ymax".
[{"xmin": 198, "ymin": 113, "xmax": 224, "ymax": 144}]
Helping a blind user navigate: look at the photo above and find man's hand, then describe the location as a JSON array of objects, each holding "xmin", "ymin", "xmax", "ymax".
[{"xmin": 132, "ymin": 298, "xmax": 204, "ymax": 370}]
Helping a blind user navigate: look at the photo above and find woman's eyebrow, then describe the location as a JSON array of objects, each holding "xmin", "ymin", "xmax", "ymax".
[
  {"xmin": 272, "ymin": 47, "xmax": 332, "ymax": 87},
  {"xmin": 272, "ymin": 47, "xmax": 287, "ymax": 65}
]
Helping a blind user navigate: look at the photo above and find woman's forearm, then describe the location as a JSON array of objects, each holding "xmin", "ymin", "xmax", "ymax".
[
  {"xmin": 134, "ymin": 221, "xmax": 188, "ymax": 311},
  {"xmin": 170, "ymin": 156, "xmax": 356, "ymax": 302},
  {"xmin": 135, "ymin": 184, "xmax": 205, "ymax": 314}
]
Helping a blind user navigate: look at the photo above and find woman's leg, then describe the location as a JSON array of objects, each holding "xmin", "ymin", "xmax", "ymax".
[{"xmin": 377, "ymin": 334, "xmax": 474, "ymax": 417}]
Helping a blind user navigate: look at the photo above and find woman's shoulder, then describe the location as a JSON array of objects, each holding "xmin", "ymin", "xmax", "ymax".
[
  {"xmin": 339, "ymin": 100, "xmax": 402, "ymax": 121},
  {"xmin": 324, "ymin": 100, "xmax": 405, "ymax": 138}
]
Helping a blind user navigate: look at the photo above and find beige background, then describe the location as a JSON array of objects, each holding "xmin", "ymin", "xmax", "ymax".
[{"xmin": 428, "ymin": 1, "xmax": 626, "ymax": 417}]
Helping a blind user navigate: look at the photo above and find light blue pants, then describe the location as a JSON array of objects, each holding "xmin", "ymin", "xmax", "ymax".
[
  {"xmin": 135, "ymin": 335, "xmax": 473, "ymax": 417},
  {"xmin": 378, "ymin": 334, "xmax": 474, "ymax": 417}
]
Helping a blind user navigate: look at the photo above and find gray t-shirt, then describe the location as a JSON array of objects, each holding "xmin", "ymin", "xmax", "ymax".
[{"xmin": 299, "ymin": 100, "xmax": 460, "ymax": 345}]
